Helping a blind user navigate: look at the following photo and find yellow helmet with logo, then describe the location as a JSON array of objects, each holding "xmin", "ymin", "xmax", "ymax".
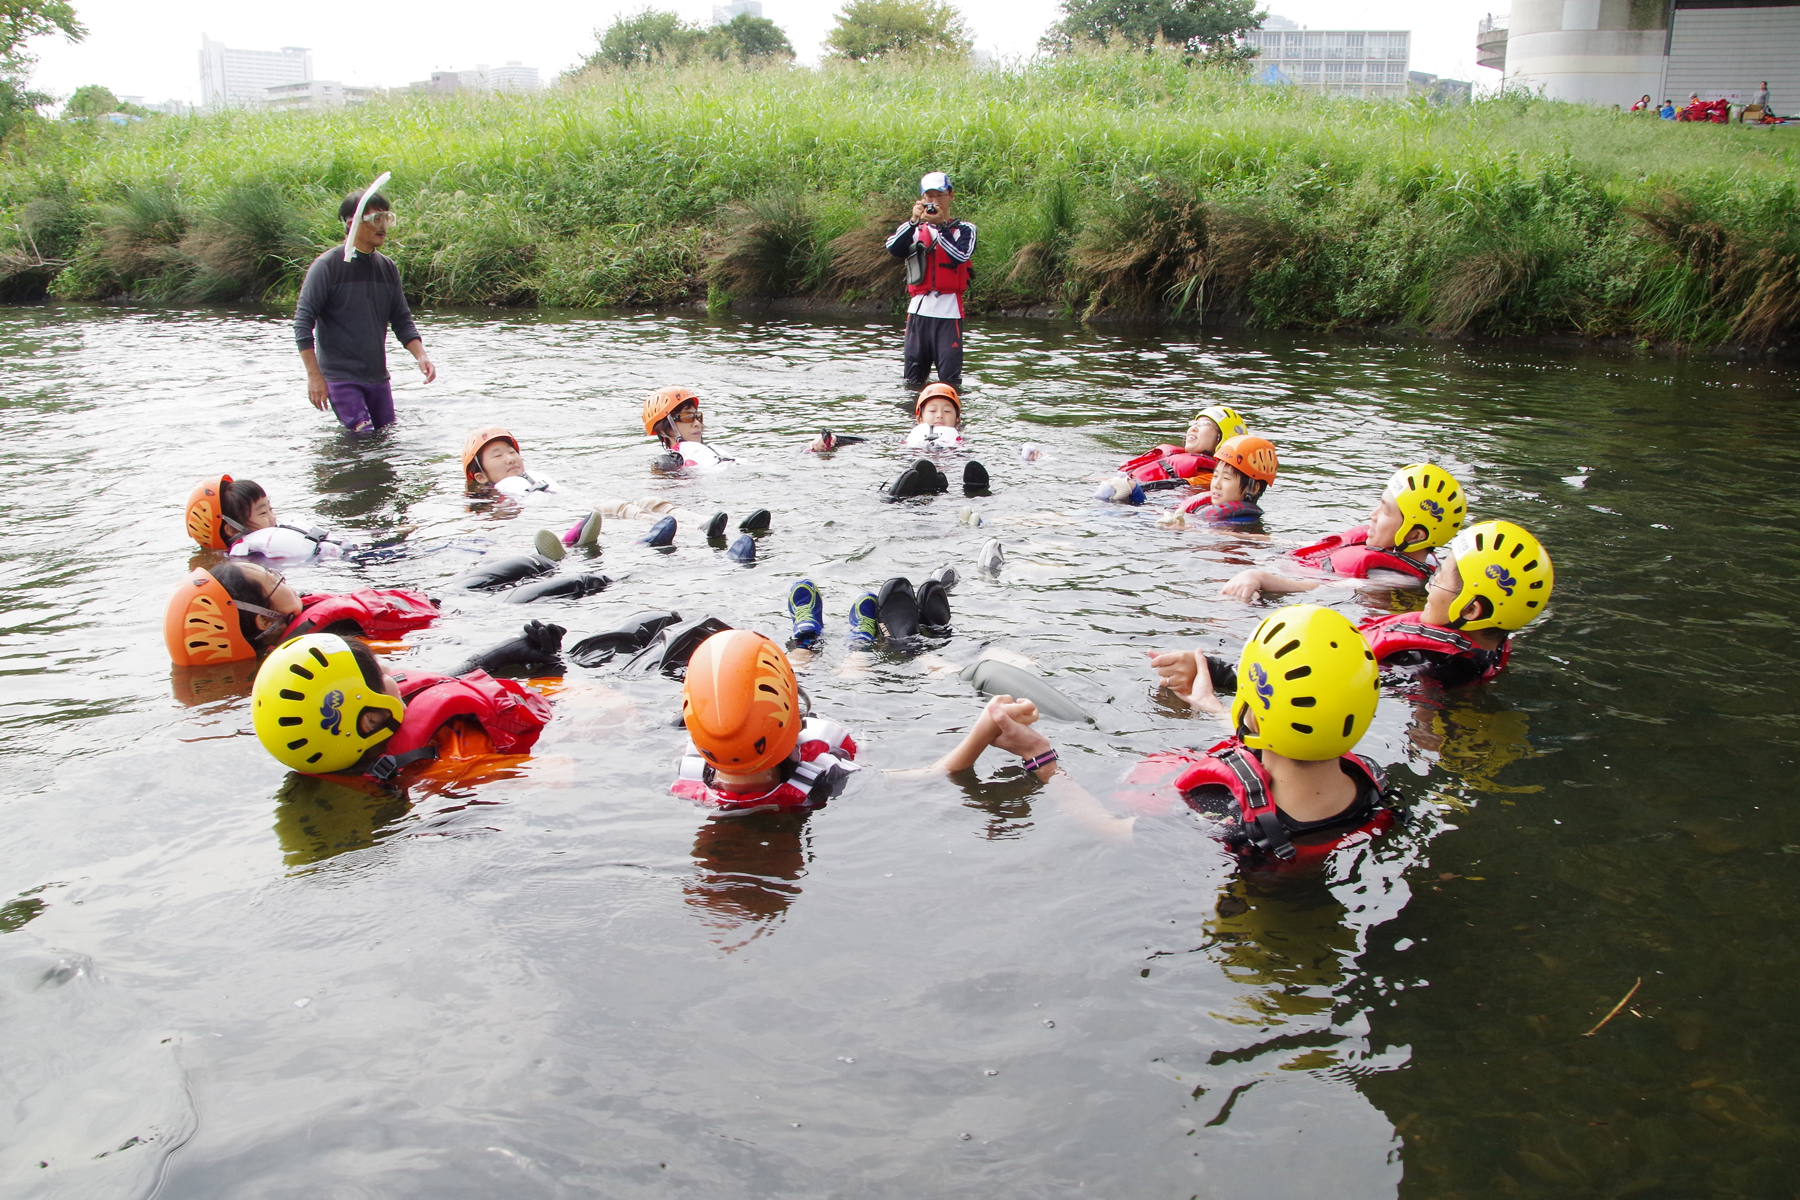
[
  {"xmin": 1384, "ymin": 463, "xmax": 1466, "ymax": 550},
  {"xmin": 1232, "ymin": 604, "xmax": 1379, "ymax": 761},
  {"xmin": 1441, "ymin": 521, "xmax": 1553, "ymax": 633},
  {"xmin": 1196, "ymin": 405, "xmax": 1249, "ymax": 445},
  {"xmin": 253, "ymin": 634, "xmax": 404, "ymax": 774}
]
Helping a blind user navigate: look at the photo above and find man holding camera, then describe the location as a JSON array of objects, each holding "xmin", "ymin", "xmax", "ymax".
[{"xmin": 885, "ymin": 171, "xmax": 976, "ymax": 389}]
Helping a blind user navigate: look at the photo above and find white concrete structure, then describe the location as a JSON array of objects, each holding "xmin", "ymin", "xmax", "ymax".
[
  {"xmin": 1242, "ymin": 18, "xmax": 1411, "ymax": 99},
  {"xmin": 712, "ymin": 1, "xmax": 763, "ymax": 25},
  {"xmin": 264, "ymin": 80, "xmax": 381, "ymax": 111},
  {"xmin": 199, "ymin": 36, "xmax": 311, "ymax": 109},
  {"xmin": 1480, "ymin": 1, "xmax": 1800, "ymax": 110},
  {"xmin": 479, "ymin": 62, "xmax": 541, "ymax": 93}
]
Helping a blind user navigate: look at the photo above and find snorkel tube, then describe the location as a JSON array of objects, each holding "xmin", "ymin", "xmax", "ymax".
[{"xmin": 342, "ymin": 171, "xmax": 393, "ymax": 262}]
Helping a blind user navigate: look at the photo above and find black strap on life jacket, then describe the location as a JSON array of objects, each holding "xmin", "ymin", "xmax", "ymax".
[
  {"xmin": 1216, "ymin": 745, "xmax": 1298, "ymax": 861},
  {"xmin": 365, "ymin": 744, "xmax": 438, "ymax": 783}
]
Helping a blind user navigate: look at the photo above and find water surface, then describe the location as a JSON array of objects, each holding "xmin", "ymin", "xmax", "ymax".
[{"xmin": 2, "ymin": 304, "xmax": 1796, "ymax": 1199}]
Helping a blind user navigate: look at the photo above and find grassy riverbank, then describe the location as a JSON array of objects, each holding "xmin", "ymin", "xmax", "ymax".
[{"xmin": 6, "ymin": 52, "xmax": 1800, "ymax": 345}]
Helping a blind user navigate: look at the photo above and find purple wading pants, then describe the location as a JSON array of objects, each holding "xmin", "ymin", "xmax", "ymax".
[{"xmin": 326, "ymin": 381, "xmax": 396, "ymax": 431}]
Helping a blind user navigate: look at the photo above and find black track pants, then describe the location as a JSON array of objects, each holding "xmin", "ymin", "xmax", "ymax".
[{"xmin": 902, "ymin": 314, "xmax": 962, "ymax": 389}]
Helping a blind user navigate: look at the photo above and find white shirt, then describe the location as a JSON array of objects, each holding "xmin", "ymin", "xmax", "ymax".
[
  {"xmin": 907, "ymin": 292, "xmax": 965, "ymax": 319},
  {"xmin": 905, "ymin": 423, "xmax": 963, "ymax": 447},
  {"xmin": 494, "ymin": 472, "xmax": 557, "ymax": 497}
]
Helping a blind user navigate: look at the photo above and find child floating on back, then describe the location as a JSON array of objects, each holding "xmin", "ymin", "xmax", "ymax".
[
  {"xmin": 645, "ymin": 387, "xmax": 732, "ymax": 469},
  {"xmin": 1223, "ymin": 463, "xmax": 1464, "ymax": 597},
  {"xmin": 1113, "ymin": 403, "xmax": 1249, "ymax": 494},
  {"xmin": 1175, "ymin": 435, "xmax": 1278, "ymax": 524}
]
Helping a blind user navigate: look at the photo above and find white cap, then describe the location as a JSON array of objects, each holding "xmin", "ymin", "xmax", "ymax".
[{"xmin": 919, "ymin": 171, "xmax": 953, "ymax": 194}]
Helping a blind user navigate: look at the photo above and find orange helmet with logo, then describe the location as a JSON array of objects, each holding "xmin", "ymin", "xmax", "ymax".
[
  {"xmin": 1215, "ymin": 435, "xmax": 1279, "ymax": 485},
  {"xmin": 913, "ymin": 382, "xmax": 961, "ymax": 419},
  {"xmin": 644, "ymin": 387, "xmax": 700, "ymax": 437},
  {"xmin": 185, "ymin": 475, "xmax": 239, "ymax": 550},
  {"xmin": 461, "ymin": 428, "xmax": 519, "ymax": 480},
  {"xmin": 164, "ymin": 568, "xmax": 263, "ymax": 665},
  {"xmin": 681, "ymin": 629, "xmax": 802, "ymax": 775}
]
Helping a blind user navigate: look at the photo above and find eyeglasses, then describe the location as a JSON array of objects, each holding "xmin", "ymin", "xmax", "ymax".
[
  {"xmin": 360, "ymin": 210, "xmax": 398, "ymax": 230},
  {"xmin": 673, "ymin": 406, "xmax": 703, "ymax": 422},
  {"xmin": 262, "ymin": 569, "xmax": 287, "ymax": 600}
]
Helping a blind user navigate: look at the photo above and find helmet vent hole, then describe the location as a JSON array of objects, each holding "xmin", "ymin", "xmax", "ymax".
[
  {"xmin": 1272, "ymin": 638, "xmax": 1301, "ymax": 659},
  {"xmin": 1284, "ymin": 665, "xmax": 1312, "ymax": 680},
  {"xmin": 1290, "ymin": 722, "xmax": 1314, "ymax": 734},
  {"xmin": 754, "ymin": 736, "xmax": 767, "ymax": 754},
  {"xmin": 1262, "ymin": 620, "xmax": 1287, "ymax": 644},
  {"xmin": 279, "ymin": 689, "xmax": 304, "ymax": 701},
  {"xmin": 278, "ymin": 716, "xmax": 302, "ymax": 727},
  {"xmin": 1342, "ymin": 714, "xmax": 1356, "ymax": 737},
  {"xmin": 289, "ymin": 664, "xmax": 314, "ymax": 680},
  {"xmin": 1291, "ymin": 696, "xmax": 1317, "ymax": 707},
  {"xmin": 285, "ymin": 738, "xmax": 309, "ymax": 750},
  {"xmin": 309, "ymin": 647, "xmax": 330, "ymax": 668},
  {"xmin": 306, "ymin": 752, "xmax": 322, "ymax": 764}
]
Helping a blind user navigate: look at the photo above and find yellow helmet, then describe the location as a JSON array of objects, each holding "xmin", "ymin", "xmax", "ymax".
[
  {"xmin": 1441, "ymin": 521, "xmax": 1553, "ymax": 633},
  {"xmin": 252, "ymin": 634, "xmax": 404, "ymax": 774},
  {"xmin": 1232, "ymin": 604, "xmax": 1379, "ymax": 761},
  {"xmin": 1196, "ymin": 404, "xmax": 1249, "ymax": 445},
  {"xmin": 1384, "ymin": 463, "xmax": 1466, "ymax": 550}
]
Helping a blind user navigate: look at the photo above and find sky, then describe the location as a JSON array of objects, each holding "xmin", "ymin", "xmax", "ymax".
[{"xmin": 25, "ymin": 0, "xmax": 1507, "ymax": 107}]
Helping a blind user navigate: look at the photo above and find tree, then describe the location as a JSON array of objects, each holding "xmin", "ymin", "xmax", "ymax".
[
  {"xmin": 586, "ymin": 9, "xmax": 706, "ymax": 69},
  {"xmin": 703, "ymin": 13, "xmax": 794, "ymax": 64},
  {"xmin": 825, "ymin": 0, "xmax": 972, "ymax": 61},
  {"xmin": 0, "ymin": 0, "xmax": 83, "ymax": 140},
  {"xmin": 62, "ymin": 82, "xmax": 115, "ymax": 118},
  {"xmin": 1040, "ymin": 0, "xmax": 1263, "ymax": 60}
]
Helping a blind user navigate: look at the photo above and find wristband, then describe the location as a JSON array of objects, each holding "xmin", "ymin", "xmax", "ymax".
[{"xmin": 1019, "ymin": 748, "xmax": 1058, "ymax": 773}]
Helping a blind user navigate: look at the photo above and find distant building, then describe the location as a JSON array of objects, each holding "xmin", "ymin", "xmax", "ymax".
[
  {"xmin": 1242, "ymin": 16, "xmax": 1411, "ymax": 99},
  {"xmin": 264, "ymin": 80, "xmax": 381, "ymax": 111},
  {"xmin": 1477, "ymin": 2, "xmax": 1800, "ymax": 110},
  {"xmin": 712, "ymin": 1, "xmax": 763, "ymax": 25},
  {"xmin": 119, "ymin": 95, "xmax": 193, "ymax": 116},
  {"xmin": 407, "ymin": 62, "xmax": 540, "ymax": 95},
  {"xmin": 199, "ymin": 36, "xmax": 310, "ymax": 109},
  {"xmin": 1409, "ymin": 70, "xmax": 1473, "ymax": 104}
]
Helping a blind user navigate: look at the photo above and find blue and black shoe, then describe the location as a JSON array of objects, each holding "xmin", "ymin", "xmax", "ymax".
[
  {"xmin": 726, "ymin": 534, "xmax": 756, "ymax": 563},
  {"xmin": 788, "ymin": 578, "xmax": 824, "ymax": 645},
  {"xmin": 638, "ymin": 516, "xmax": 677, "ymax": 547},
  {"xmin": 847, "ymin": 591, "xmax": 879, "ymax": 648}
]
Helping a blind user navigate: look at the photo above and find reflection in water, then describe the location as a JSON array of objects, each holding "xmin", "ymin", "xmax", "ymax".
[
  {"xmin": 169, "ymin": 660, "xmax": 260, "ymax": 708},
  {"xmin": 1405, "ymin": 697, "xmax": 1543, "ymax": 797},
  {"xmin": 1206, "ymin": 877, "xmax": 1358, "ymax": 1031},
  {"xmin": 684, "ymin": 811, "xmax": 811, "ymax": 953},
  {"xmin": 309, "ymin": 434, "xmax": 406, "ymax": 530},
  {"xmin": 271, "ymin": 773, "xmax": 413, "ymax": 870},
  {"xmin": 945, "ymin": 767, "xmax": 1039, "ymax": 840}
]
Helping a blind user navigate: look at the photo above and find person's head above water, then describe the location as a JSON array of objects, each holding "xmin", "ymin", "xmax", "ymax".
[
  {"xmin": 643, "ymin": 387, "xmax": 704, "ymax": 449},
  {"xmin": 253, "ymin": 633, "xmax": 406, "ymax": 774},
  {"xmin": 680, "ymin": 629, "xmax": 803, "ymax": 786},
  {"xmin": 1367, "ymin": 463, "xmax": 1466, "ymax": 555},
  {"xmin": 164, "ymin": 562, "xmax": 301, "ymax": 665},
  {"xmin": 220, "ymin": 478, "xmax": 275, "ymax": 534},
  {"xmin": 1210, "ymin": 435, "xmax": 1278, "ymax": 506},
  {"xmin": 338, "ymin": 188, "xmax": 395, "ymax": 255},
  {"xmin": 1185, "ymin": 404, "xmax": 1248, "ymax": 456},
  {"xmin": 1421, "ymin": 520, "xmax": 1554, "ymax": 633},
  {"xmin": 1232, "ymin": 604, "xmax": 1379, "ymax": 762},
  {"xmin": 461, "ymin": 427, "xmax": 524, "ymax": 487},
  {"xmin": 914, "ymin": 382, "xmax": 961, "ymax": 428}
]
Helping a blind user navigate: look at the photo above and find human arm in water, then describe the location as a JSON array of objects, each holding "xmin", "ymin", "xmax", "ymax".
[
  {"xmin": 1220, "ymin": 568, "xmax": 1337, "ymax": 601},
  {"xmin": 1148, "ymin": 648, "xmax": 1230, "ymax": 717},
  {"xmin": 932, "ymin": 695, "xmax": 1059, "ymax": 780}
]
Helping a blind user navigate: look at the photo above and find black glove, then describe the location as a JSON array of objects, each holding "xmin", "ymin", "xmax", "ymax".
[{"xmin": 449, "ymin": 620, "xmax": 566, "ymax": 678}]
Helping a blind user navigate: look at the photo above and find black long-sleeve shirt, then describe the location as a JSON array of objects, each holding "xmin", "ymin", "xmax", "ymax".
[{"xmin": 293, "ymin": 248, "xmax": 421, "ymax": 383}]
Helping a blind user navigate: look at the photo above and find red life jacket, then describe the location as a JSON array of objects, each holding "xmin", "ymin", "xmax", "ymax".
[
  {"xmin": 1290, "ymin": 525, "xmax": 1431, "ymax": 583},
  {"xmin": 362, "ymin": 669, "xmax": 552, "ymax": 781},
  {"xmin": 1173, "ymin": 737, "xmax": 1394, "ymax": 866},
  {"xmin": 906, "ymin": 225, "xmax": 973, "ymax": 299},
  {"xmin": 284, "ymin": 589, "xmax": 442, "ymax": 640},
  {"xmin": 1359, "ymin": 610, "xmax": 1512, "ymax": 683},
  {"xmin": 1119, "ymin": 445, "xmax": 1217, "ymax": 485}
]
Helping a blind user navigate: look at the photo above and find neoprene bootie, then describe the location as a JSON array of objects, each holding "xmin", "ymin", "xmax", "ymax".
[
  {"xmin": 449, "ymin": 620, "xmax": 567, "ymax": 677},
  {"xmin": 876, "ymin": 577, "xmax": 919, "ymax": 640},
  {"xmin": 504, "ymin": 573, "xmax": 613, "ymax": 604},
  {"xmin": 916, "ymin": 578, "xmax": 952, "ymax": 631}
]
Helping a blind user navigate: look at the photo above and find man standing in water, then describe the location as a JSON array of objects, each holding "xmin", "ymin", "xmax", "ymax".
[
  {"xmin": 885, "ymin": 171, "xmax": 976, "ymax": 390},
  {"xmin": 293, "ymin": 189, "xmax": 435, "ymax": 431}
]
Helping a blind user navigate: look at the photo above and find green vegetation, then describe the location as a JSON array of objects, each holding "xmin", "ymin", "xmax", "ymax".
[
  {"xmin": 575, "ymin": 8, "xmax": 794, "ymax": 73},
  {"xmin": 1040, "ymin": 0, "xmax": 1261, "ymax": 61},
  {"xmin": 5, "ymin": 50, "xmax": 1800, "ymax": 346},
  {"xmin": 824, "ymin": 0, "xmax": 971, "ymax": 61},
  {"xmin": 0, "ymin": 0, "xmax": 85, "ymax": 139}
]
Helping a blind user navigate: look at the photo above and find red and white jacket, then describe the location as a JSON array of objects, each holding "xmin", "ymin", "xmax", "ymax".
[{"xmin": 671, "ymin": 716, "xmax": 860, "ymax": 816}]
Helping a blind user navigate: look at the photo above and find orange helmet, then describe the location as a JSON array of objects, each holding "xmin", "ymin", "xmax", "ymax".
[
  {"xmin": 913, "ymin": 382, "xmax": 961, "ymax": 419},
  {"xmin": 681, "ymin": 630, "xmax": 802, "ymax": 775},
  {"xmin": 644, "ymin": 387, "xmax": 700, "ymax": 437},
  {"xmin": 461, "ymin": 427, "xmax": 519, "ymax": 480},
  {"xmin": 1215, "ymin": 435, "xmax": 1279, "ymax": 485},
  {"xmin": 164, "ymin": 568, "xmax": 262, "ymax": 665},
  {"xmin": 185, "ymin": 475, "xmax": 239, "ymax": 549}
]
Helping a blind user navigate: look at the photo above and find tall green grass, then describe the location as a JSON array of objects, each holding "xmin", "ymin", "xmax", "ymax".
[{"xmin": 6, "ymin": 51, "xmax": 1800, "ymax": 344}]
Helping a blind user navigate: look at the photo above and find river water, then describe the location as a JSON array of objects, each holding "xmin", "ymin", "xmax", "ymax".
[{"xmin": 1, "ymin": 304, "xmax": 1795, "ymax": 1199}]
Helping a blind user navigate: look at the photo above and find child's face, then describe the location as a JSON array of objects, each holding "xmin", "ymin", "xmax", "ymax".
[
  {"xmin": 1367, "ymin": 494, "xmax": 1407, "ymax": 550},
  {"xmin": 669, "ymin": 401, "xmax": 704, "ymax": 443},
  {"xmin": 1185, "ymin": 417, "xmax": 1221, "ymax": 455},
  {"xmin": 918, "ymin": 398, "xmax": 959, "ymax": 428},
  {"xmin": 356, "ymin": 662, "xmax": 403, "ymax": 736},
  {"xmin": 475, "ymin": 439, "xmax": 525, "ymax": 484},
  {"xmin": 246, "ymin": 496, "xmax": 275, "ymax": 532},
  {"xmin": 239, "ymin": 563, "xmax": 302, "ymax": 628},
  {"xmin": 1211, "ymin": 462, "xmax": 1247, "ymax": 504}
]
